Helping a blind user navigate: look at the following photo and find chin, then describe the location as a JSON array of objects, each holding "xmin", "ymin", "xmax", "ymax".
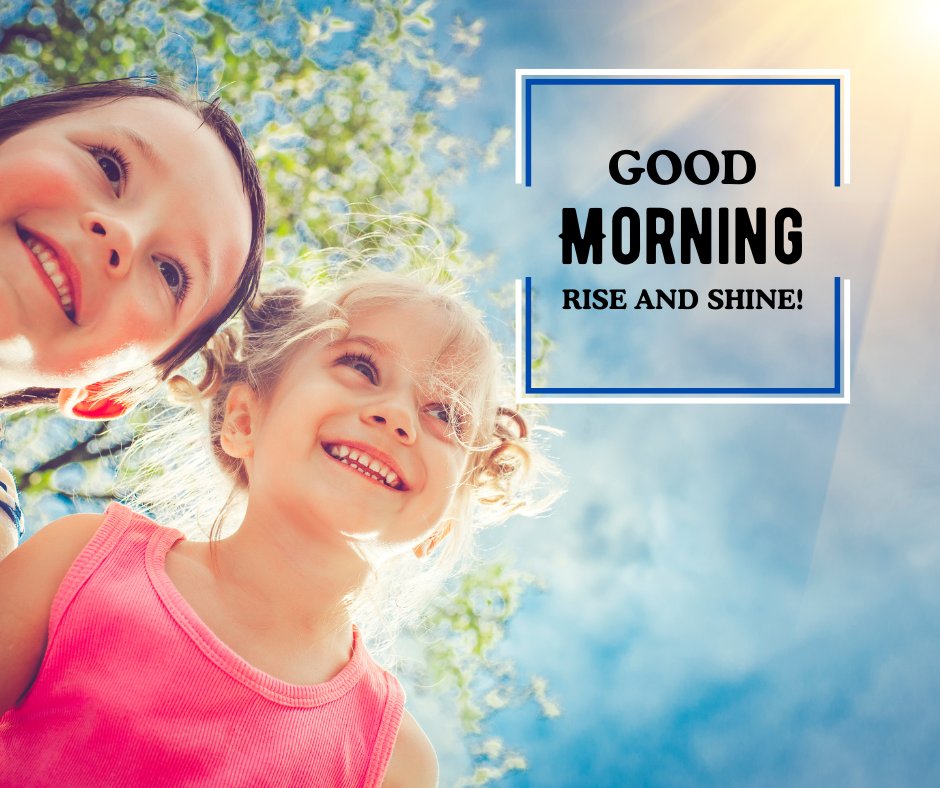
[
  {"xmin": 36, "ymin": 347, "xmax": 147, "ymax": 388},
  {"xmin": 25, "ymin": 356, "xmax": 97, "ymax": 387}
]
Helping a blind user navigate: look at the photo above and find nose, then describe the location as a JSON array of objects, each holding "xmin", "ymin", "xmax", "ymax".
[
  {"xmin": 81, "ymin": 212, "xmax": 135, "ymax": 278},
  {"xmin": 362, "ymin": 395, "xmax": 417, "ymax": 445}
]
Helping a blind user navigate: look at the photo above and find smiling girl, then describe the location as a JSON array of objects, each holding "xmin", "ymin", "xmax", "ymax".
[
  {"xmin": 0, "ymin": 270, "xmax": 550, "ymax": 786},
  {"xmin": 0, "ymin": 79, "xmax": 266, "ymax": 552}
]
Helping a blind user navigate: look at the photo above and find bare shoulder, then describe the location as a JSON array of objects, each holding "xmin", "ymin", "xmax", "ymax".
[
  {"xmin": 382, "ymin": 709, "xmax": 438, "ymax": 788},
  {"xmin": 0, "ymin": 512, "xmax": 105, "ymax": 594},
  {"xmin": 0, "ymin": 512, "xmax": 105, "ymax": 711},
  {"xmin": 23, "ymin": 511, "xmax": 101, "ymax": 546}
]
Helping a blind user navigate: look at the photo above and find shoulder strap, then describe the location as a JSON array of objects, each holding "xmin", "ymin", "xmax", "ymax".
[
  {"xmin": 362, "ymin": 668, "xmax": 407, "ymax": 787},
  {"xmin": 47, "ymin": 504, "xmax": 152, "ymax": 645}
]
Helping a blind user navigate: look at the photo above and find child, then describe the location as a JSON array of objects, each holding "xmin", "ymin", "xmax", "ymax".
[
  {"xmin": 0, "ymin": 79, "xmax": 267, "ymax": 551},
  {"xmin": 0, "ymin": 270, "xmax": 550, "ymax": 786}
]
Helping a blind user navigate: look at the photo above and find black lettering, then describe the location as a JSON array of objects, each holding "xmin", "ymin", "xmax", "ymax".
[
  {"xmin": 634, "ymin": 289, "xmax": 655, "ymax": 309},
  {"xmin": 720, "ymin": 150, "xmax": 756, "ymax": 184},
  {"xmin": 707, "ymin": 288, "xmax": 799, "ymax": 309},
  {"xmin": 680, "ymin": 207, "xmax": 710, "ymax": 264},
  {"xmin": 735, "ymin": 207, "xmax": 766, "ymax": 264},
  {"xmin": 562, "ymin": 289, "xmax": 583, "ymax": 309},
  {"xmin": 685, "ymin": 150, "xmax": 720, "ymax": 185},
  {"xmin": 775, "ymin": 208, "xmax": 802, "ymax": 264},
  {"xmin": 717, "ymin": 207, "xmax": 729, "ymax": 264},
  {"xmin": 647, "ymin": 150, "xmax": 682, "ymax": 185},
  {"xmin": 612, "ymin": 207, "xmax": 640, "ymax": 264},
  {"xmin": 608, "ymin": 150, "xmax": 643, "ymax": 185},
  {"xmin": 560, "ymin": 207, "xmax": 605, "ymax": 264},
  {"xmin": 646, "ymin": 208, "xmax": 675, "ymax": 264}
]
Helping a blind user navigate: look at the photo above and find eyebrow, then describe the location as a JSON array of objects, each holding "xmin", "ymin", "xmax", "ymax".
[
  {"xmin": 112, "ymin": 126, "xmax": 166, "ymax": 171},
  {"xmin": 189, "ymin": 232, "xmax": 212, "ymax": 283},
  {"xmin": 331, "ymin": 334, "xmax": 395, "ymax": 356}
]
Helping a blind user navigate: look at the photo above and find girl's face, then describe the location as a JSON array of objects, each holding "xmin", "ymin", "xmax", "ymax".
[
  {"xmin": 239, "ymin": 300, "xmax": 469, "ymax": 550},
  {"xmin": 0, "ymin": 97, "xmax": 252, "ymax": 386}
]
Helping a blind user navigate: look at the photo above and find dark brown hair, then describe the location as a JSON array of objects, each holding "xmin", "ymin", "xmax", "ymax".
[{"xmin": 0, "ymin": 78, "xmax": 266, "ymax": 410}]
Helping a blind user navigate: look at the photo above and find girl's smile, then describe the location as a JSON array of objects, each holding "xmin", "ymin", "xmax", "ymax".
[
  {"xmin": 0, "ymin": 97, "xmax": 252, "ymax": 386},
  {"xmin": 323, "ymin": 441, "xmax": 408, "ymax": 491},
  {"xmin": 16, "ymin": 224, "xmax": 81, "ymax": 323}
]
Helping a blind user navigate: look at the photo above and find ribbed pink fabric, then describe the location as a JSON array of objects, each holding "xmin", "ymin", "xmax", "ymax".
[{"xmin": 0, "ymin": 503, "xmax": 404, "ymax": 787}]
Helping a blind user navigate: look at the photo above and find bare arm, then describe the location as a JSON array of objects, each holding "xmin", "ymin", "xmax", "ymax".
[
  {"xmin": 0, "ymin": 464, "xmax": 21, "ymax": 561},
  {"xmin": 382, "ymin": 709, "xmax": 438, "ymax": 788},
  {"xmin": 0, "ymin": 517, "xmax": 15, "ymax": 562},
  {"xmin": 0, "ymin": 513, "xmax": 103, "ymax": 712}
]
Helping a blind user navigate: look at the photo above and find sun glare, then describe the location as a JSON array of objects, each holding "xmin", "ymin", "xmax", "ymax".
[{"xmin": 913, "ymin": 0, "xmax": 940, "ymax": 33}]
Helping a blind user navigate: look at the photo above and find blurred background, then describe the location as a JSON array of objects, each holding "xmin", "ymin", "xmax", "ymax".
[{"xmin": 2, "ymin": 1, "xmax": 939, "ymax": 785}]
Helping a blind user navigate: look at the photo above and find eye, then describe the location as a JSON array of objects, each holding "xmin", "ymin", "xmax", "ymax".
[
  {"xmin": 425, "ymin": 403, "xmax": 451, "ymax": 423},
  {"xmin": 155, "ymin": 257, "xmax": 191, "ymax": 303},
  {"xmin": 337, "ymin": 352, "xmax": 379, "ymax": 384},
  {"xmin": 90, "ymin": 145, "xmax": 129, "ymax": 195},
  {"xmin": 425, "ymin": 402, "xmax": 467, "ymax": 439}
]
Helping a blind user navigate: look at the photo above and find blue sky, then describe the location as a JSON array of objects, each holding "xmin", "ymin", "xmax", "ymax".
[{"xmin": 423, "ymin": 1, "xmax": 940, "ymax": 785}]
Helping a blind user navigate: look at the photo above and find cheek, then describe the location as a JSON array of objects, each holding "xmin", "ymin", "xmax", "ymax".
[
  {"xmin": 430, "ymin": 449, "xmax": 468, "ymax": 505},
  {"xmin": 0, "ymin": 147, "xmax": 87, "ymax": 214},
  {"xmin": 448, "ymin": 448, "xmax": 471, "ymax": 480},
  {"xmin": 103, "ymin": 306, "xmax": 176, "ymax": 353},
  {"xmin": 65, "ymin": 300, "xmax": 175, "ymax": 376}
]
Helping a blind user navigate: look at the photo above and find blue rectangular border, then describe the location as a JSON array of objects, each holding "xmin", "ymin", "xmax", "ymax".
[
  {"xmin": 524, "ymin": 276, "xmax": 842, "ymax": 395},
  {"xmin": 523, "ymin": 77, "xmax": 842, "ymax": 187}
]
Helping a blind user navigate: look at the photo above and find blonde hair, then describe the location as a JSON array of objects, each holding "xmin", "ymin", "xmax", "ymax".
[{"xmin": 125, "ymin": 267, "xmax": 557, "ymax": 648}]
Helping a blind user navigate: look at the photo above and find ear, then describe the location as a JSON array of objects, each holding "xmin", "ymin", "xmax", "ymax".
[
  {"xmin": 219, "ymin": 383, "xmax": 258, "ymax": 460},
  {"xmin": 413, "ymin": 520, "xmax": 454, "ymax": 559},
  {"xmin": 58, "ymin": 382, "xmax": 131, "ymax": 421}
]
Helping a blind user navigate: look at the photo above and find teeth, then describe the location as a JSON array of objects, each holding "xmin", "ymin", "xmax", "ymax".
[
  {"xmin": 24, "ymin": 233, "xmax": 73, "ymax": 317},
  {"xmin": 326, "ymin": 444, "xmax": 403, "ymax": 489}
]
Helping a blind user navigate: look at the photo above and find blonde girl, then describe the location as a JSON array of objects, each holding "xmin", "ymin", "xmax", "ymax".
[
  {"xmin": 0, "ymin": 270, "xmax": 548, "ymax": 786},
  {"xmin": 0, "ymin": 79, "xmax": 267, "ymax": 552}
]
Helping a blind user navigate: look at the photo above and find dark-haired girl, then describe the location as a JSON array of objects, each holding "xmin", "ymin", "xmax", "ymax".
[{"xmin": 0, "ymin": 79, "xmax": 267, "ymax": 552}]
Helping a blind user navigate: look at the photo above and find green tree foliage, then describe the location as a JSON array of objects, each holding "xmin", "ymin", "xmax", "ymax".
[{"xmin": 0, "ymin": 1, "xmax": 554, "ymax": 782}]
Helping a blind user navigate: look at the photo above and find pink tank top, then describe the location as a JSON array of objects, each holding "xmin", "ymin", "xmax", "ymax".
[{"xmin": 0, "ymin": 504, "xmax": 405, "ymax": 787}]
